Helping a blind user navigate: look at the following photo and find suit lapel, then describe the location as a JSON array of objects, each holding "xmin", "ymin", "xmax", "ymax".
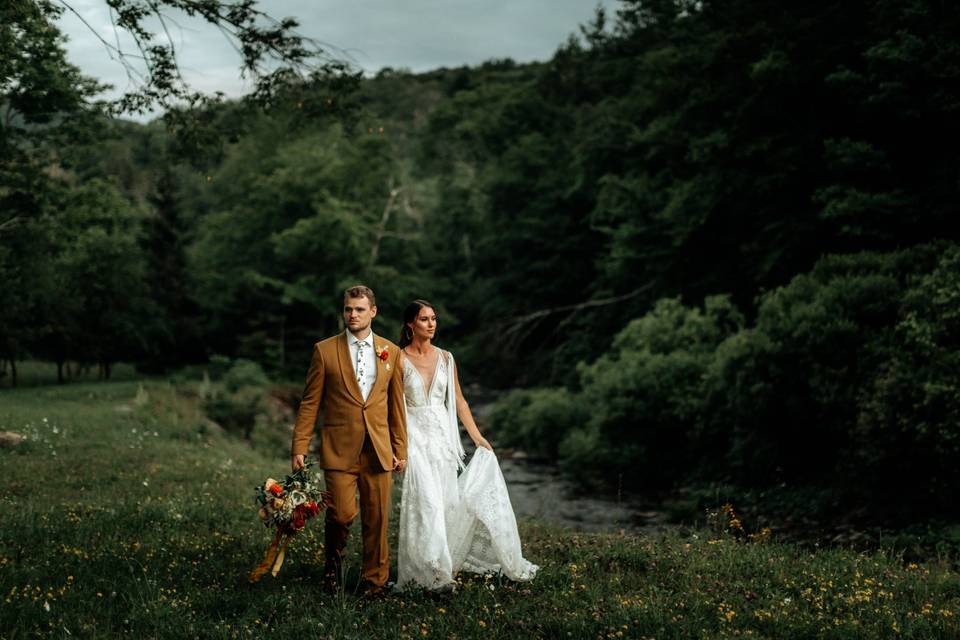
[
  {"xmin": 337, "ymin": 332, "xmax": 364, "ymax": 405},
  {"xmin": 367, "ymin": 338, "xmax": 390, "ymax": 403}
]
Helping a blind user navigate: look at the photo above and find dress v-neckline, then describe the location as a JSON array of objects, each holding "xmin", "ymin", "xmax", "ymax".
[{"xmin": 405, "ymin": 348, "xmax": 441, "ymax": 399}]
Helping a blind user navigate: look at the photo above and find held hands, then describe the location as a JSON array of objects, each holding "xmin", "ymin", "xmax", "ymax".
[
  {"xmin": 392, "ymin": 455, "xmax": 407, "ymax": 473},
  {"xmin": 474, "ymin": 437, "xmax": 493, "ymax": 452}
]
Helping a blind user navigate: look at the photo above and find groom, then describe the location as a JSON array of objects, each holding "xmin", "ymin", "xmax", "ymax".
[{"xmin": 291, "ymin": 285, "xmax": 407, "ymax": 594}]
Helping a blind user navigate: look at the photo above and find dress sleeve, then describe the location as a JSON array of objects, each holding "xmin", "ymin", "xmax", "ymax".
[{"xmin": 445, "ymin": 349, "xmax": 466, "ymax": 470}]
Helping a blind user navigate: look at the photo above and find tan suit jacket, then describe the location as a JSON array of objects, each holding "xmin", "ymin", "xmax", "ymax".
[{"xmin": 291, "ymin": 332, "xmax": 407, "ymax": 471}]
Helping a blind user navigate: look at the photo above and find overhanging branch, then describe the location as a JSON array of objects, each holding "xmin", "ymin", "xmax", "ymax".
[{"xmin": 499, "ymin": 283, "xmax": 655, "ymax": 350}]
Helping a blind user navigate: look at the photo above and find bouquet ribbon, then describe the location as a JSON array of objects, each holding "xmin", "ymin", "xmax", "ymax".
[{"xmin": 248, "ymin": 530, "xmax": 290, "ymax": 583}]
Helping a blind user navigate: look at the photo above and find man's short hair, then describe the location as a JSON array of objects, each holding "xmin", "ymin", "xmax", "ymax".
[{"xmin": 343, "ymin": 285, "xmax": 376, "ymax": 307}]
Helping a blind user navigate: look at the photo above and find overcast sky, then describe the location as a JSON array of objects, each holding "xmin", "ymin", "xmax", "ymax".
[{"xmin": 55, "ymin": 1, "xmax": 619, "ymax": 119}]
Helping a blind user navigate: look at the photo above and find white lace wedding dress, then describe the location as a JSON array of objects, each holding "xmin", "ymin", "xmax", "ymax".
[{"xmin": 396, "ymin": 349, "xmax": 538, "ymax": 591}]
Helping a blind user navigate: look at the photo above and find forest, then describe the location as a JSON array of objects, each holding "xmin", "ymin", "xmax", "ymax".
[{"xmin": 3, "ymin": 0, "xmax": 959, "ymax": 524}]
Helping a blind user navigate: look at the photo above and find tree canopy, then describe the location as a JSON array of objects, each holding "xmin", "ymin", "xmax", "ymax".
[{"xmin": 3, "ymin": 0, "xmax": 959, "ymax": 518}]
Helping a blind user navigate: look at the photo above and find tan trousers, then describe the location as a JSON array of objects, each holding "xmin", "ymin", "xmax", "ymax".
[{"xmin": 323, "ymin": 435, "xmax": 392, "ymax": 586}]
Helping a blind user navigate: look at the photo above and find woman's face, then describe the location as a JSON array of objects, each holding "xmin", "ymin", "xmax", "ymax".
[{"xmin": 408, "ymin": 306, "xmax": 437, "ymax": 341}]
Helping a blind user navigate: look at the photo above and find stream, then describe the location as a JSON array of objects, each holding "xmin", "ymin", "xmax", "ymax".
[{"xmin": 469, "ymin": 390, "xmax": 673, "ymax": 534}]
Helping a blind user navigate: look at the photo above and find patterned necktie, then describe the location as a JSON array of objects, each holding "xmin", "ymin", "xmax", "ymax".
[{"xmin": 356, "ymin": 340, "xmax": 367, "ymax": 391}]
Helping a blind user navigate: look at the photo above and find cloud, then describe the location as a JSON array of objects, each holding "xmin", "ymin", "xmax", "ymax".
[{"xmin": 55, "ymin": 0, "xmax": 619, "ymax": 118}]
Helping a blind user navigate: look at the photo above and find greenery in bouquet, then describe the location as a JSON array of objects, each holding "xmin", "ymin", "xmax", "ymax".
[
  {"xmin": 254, "ymin": 462, "xmax": 328, "ymax": 534},
  {"xmin": 249, "ymin": 462, "xmax": 330, "ymax": 582}
]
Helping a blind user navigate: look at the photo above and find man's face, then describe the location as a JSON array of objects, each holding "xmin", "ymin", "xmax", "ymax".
[{"xmin": 343, "ymin": 296, "xmax": 377, "ymax": 334}]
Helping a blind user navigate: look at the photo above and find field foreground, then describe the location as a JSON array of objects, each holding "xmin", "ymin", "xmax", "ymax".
[{"xmin": 1, "ymin": 380, "xmax": 958, "ymax": 639}]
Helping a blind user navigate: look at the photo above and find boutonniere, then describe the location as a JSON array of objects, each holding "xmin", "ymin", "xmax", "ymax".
[{"xmin": 375, "ymin": 345, "xmax": 390, "ymax": 369}]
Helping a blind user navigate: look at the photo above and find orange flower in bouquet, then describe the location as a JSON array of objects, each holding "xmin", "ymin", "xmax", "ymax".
[{"xmin": 248, "ymin": 461, "xmax": 331, "ymax": 583}]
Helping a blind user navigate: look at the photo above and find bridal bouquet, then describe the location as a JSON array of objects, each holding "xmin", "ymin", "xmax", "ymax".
[{"xmin": 248, "ymin": 462, "xmax": 331, "ymax": 583}]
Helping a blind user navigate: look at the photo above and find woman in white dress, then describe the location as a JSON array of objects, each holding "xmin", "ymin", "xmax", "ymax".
[{"xmin": 395, "ymin": 299, "xmax": 538, "ymax": 591}]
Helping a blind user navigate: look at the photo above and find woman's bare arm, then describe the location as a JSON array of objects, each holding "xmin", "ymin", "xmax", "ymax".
[{"xmin": 452, "ymin": 357, "xmax": 492, "ymax": 451}]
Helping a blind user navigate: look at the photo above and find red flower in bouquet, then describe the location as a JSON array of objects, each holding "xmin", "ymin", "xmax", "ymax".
[
  {"xmin": 249, "ymin": 463, "xmax": 331, "ymax": 583},
  {"xmin": 293, "ymin": 501, "xmax": 321, "ymax": 520}
]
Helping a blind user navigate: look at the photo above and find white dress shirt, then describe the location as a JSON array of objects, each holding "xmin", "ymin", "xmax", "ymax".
[{"xmin": 347, "ymin": 329, "xmax": 378, "ymax": 401}]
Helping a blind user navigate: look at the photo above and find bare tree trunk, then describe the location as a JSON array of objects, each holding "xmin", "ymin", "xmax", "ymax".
[
  {"xmin": 57, "ymin": 360, "xmax": 65, "ymax": 384},
  {"xmin": 104, "ymin": 362, "xmax": 112, "ymax": 380},
  {"xmin": 279, "ymin": 315, "xmax": 285, "ymax": 369},
  {"xmin": 368, "ymin": 181, "xmax": 402, "ymax": 269},
  {"xmin": 9, "ymin": 359, "xmax": 16, "ymax": 388}
]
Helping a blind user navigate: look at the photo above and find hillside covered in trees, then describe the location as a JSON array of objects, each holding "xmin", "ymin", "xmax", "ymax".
[{"xmin": 3, "ymin": 0, "xmax": 959, "ymax": 522}]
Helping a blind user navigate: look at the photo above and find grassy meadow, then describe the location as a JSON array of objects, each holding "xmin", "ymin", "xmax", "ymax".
[{"xmin": 1, "ymin": 376, "xmax": 959, "ymax": 639}]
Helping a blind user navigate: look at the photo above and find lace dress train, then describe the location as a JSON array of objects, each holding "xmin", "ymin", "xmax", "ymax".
[{"xmin": 396, "ymin": 351, "xmax": 537, "ymax": 590}]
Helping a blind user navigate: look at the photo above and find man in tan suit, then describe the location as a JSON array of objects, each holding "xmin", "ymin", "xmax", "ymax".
[{"xmin": 291, "ymin": 285, "xmax": 407, "ymax": 594}]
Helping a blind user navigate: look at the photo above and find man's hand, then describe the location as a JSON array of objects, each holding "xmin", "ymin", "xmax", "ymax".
[
  {"xmin": 392, "ymin": 455, "xmax": 407, "ymax": 473},
  {"xmin": 291, "ymin": 454, "xmax": 305, "ymax": 471}
]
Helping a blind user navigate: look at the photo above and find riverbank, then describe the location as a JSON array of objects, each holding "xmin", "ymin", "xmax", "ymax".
[
  {"xmin": 1, "ymin": 379, "xmax": 958, "ymax": 638},
  {"xmin": 469, "ymin": 388, "xmax": 960, "ymax": 564}
]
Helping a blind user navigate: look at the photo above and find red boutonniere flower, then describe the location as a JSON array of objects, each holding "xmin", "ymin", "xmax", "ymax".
[{"xmin": 376, "ymin": 345, "xmax": 389, "ymax": 361}]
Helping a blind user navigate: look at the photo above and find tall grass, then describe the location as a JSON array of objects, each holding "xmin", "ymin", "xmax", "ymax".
[{"xmin": 1, "ymin": 380, "xmax": 958, "ymax": 639}]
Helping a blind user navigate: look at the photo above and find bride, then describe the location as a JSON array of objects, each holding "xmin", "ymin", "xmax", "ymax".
[{"xmin": 395, "ymin": 299, "xmax": 538, "ymax": 591}]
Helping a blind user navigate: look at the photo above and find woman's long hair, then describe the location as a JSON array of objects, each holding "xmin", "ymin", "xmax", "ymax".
[{"xmin": 399, "ymin": 299, "xmax": 436, "ymax": 349}]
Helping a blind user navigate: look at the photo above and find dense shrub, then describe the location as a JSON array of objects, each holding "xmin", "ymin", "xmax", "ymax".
[
  {"xmin": 561, "ymin": 296, "xmax": 743, "ymax": 489},
  {"xmin": 488, "ymin": 387, "xmax": 586, "ymax": 459},
  {"xmin": 204, "ymin": 359, "xmax": 270, "ymax": 439},
  {"xmin": 222, "ymin": 358, "xmax": 270, "ymax": 392},
  {"xmin": 852, "ymin": 245, "xmax": 960, "ymax": 511},
  {"xmin": 703, "ymin": 253, "xmax": 907, "ymax": 485},
  {"xmin": 704, "ymin": 244, "xmax": 951, "ymax": 502},
  {"xmin": 493, "ymin": 242, "xmax": 960, "ymax": 516},
  {"xmin": 493, "ymin": 296, "xmax": 743, "ymax": 487}
]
